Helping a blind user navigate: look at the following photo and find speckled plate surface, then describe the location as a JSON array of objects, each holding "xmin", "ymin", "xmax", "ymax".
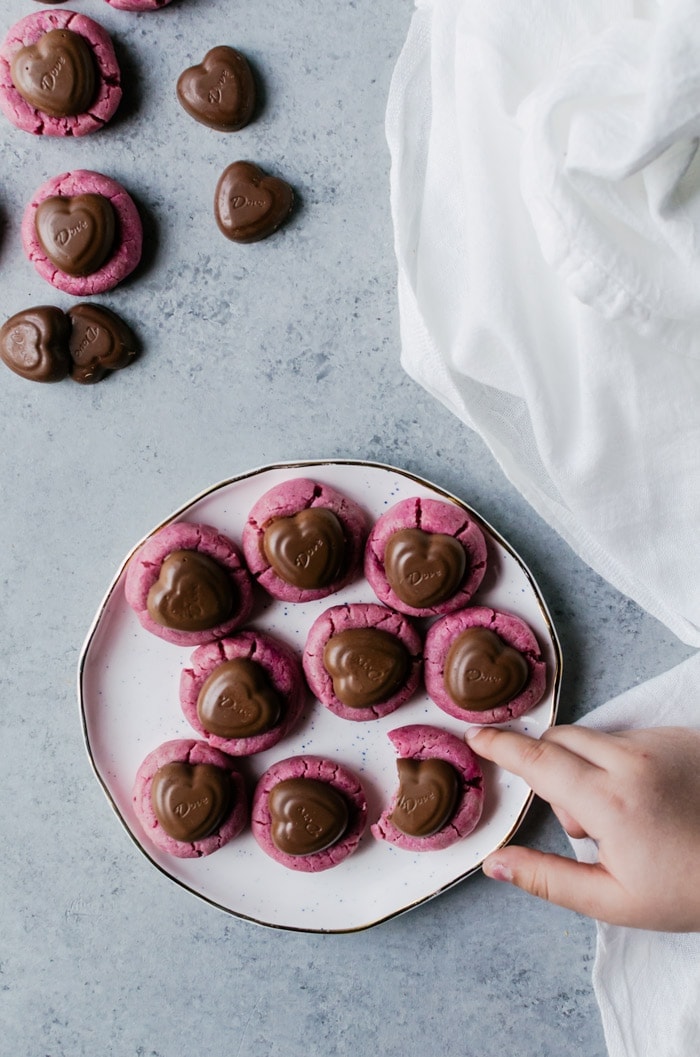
[{"xmin": 78, "ymin": 460, "xmax": 561, "ymax": 933}]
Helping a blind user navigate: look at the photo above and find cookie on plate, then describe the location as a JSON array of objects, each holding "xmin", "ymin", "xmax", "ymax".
[
  {"xmin": 132, "ymin": 739, "xmax": 247, "ymax": 858},
  {"xmin": 242, "ymin": 477, "xmax": 369, "ymax": 602},
  {"xmin": 424, "ymin": 606, "xmax": 547, "ymax": 724},
  {"xmin": 125, "ymin": 521, "xmax": 253, "ymax": 647},
  {"xmin": 303, "ymin": 602, "xmax": 422, "ymax": 722},
  {"xmin": 364, "ymin": 496, "xmax": 487, "ymax": 617},
  {"xmin": 22, "ymin": 169, "xmax": 143, "ymax": 295},
  {"xmin": 0, "ymin": 9, "xmax": 121, "ymax": 136},
  {"xmin": 371, "ymin": 724, "xmax": 484, "ymax": 851},
  {"xmin": 180, "ymin": 631, "xmax": 306, "ymax": 755},
  {"xmin": 251, "ymin": 755, "xmax": 367, "ymax": 872}
]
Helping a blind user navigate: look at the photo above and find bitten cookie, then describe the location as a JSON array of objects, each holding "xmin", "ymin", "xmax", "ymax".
[
  {"xmin": 22, "ymin": 169, "xmax": 142, "ymax": 295},
  {"xmin": 0, "ymin": 9, "xmax": 121, "ymax": 136},
  {"xmin": 424, "ymin": 606, "xmax": 547, "ymax": 724},
  {"xmin": 180, "ymin": 631, "xmax": 306, "ymax": 755},
  {"xmin": 303, "ymin": 602, "xmax": 422, "ymax": 722},
  {"xmin": 132, "ymin": 739, "xmax": 247, "ymax": 858},
  {"xmin": 125, "ymin": 521, "xmax": 253, "ymax": 647},
  {"xmin": 364, "ymin": 497, "xmax": 487, "ymax": 617},
  {"xmin": 242, "ymin": 477, "xmax": 369, "ymax": 602},
  {"xmin": 372, "ymin": 725, "xmax": 484, "ymax": 851},
  {"xmin": 251, "ymin": 755, "xmax": 368, "ymax": 872}
]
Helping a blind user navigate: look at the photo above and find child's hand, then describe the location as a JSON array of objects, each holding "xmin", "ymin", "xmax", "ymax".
[{"xmin": 465, "ymin": 725, "xmax": 700, "ymax": 931}]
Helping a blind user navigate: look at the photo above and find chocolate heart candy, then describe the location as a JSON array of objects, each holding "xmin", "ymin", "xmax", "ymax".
[
  {"xmin": 197, "ymin": 657, "xmax": 283, "ymax": 738},
  {"xmin": 214, "ymin": 161, "xmax": 294, "ymax": 243},
  {"xmin": 67, "ymin": 303, "xmax": 137, "ymax": 384},
  {"xmin": 146, "ymin": 549, "xmax": 235, "ymax": 632},
  {"xmin": 11, "ymin": 29, "xmax": 95, "ymax": 118},
  {"xmin": 269, "ymin": 778, "xmax": 349, "ymax": 856},
  {"xmin": 35, "ymin": 193, "xmax": 115, "ymax": 277},
  {"xmin": 0, "ymin": 306, "xmax": 71, "ymax": 382},
  {"xmin": 151, "ymin": 761, "xmax": 232, "ymax": 842},
  {"xmin": 322, "ymin": 627, "xmax": 410, "ymax": 709},
  {"xmin": 177, "ymin": 46, "xmax": 255, "ymax": 131},
  {"xmin": 444, "ymin": 626, "xmax": 529, "ymax": 711},
  {"xmin": 263, "ymin": 508, "xmax": 345, "ymax": 589},
  {"xmin": 389, "ymin": 757, "xmax": 460, "ymax": 837},
  {"xmin": 384, "ymin": 527, "xmax": 467, "ymax": 608}
]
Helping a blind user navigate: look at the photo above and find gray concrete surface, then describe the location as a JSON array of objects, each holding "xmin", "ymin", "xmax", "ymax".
[{"xmin": 0, "ymin": 1, "xmax": 693, "ymax": 1055}]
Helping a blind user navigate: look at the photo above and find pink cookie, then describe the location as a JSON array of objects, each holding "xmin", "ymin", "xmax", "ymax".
[
  {"xmin": 22, "ymin": 169, "xmax": 143, "ymax": 295},
  {"xmin": 372, "ymin": 725, "xmax": 484, "ymax": 851},
  {"xmin": 251, "ymin": 755, "xmax": 368, "ymax": 872},
  {"xmin": 303, "ymin": 602, "xmax": 422, "ymax": 722},
  {"xmin": 242, "ymin": 477, "xmax": 369, "ymax": 602},
  {"xmin": 132, "ymin": 739, "xmax": 247, "ymax": 858},
  {"xmin": 104, "ymin": 0, "xmax": 174, "ymax": 8},
  {"xmin": 364, "ymin": 497, "xmax": 487, "ymax": 617},
  {"xmin": 180, "ymin": 631, "xmax": 307, "ymax": 755},
  {"xmin": 0, "ymin": 10, "xmax": 121, "ymax": 136},
  {"xmin": 424, "ymin": 606, "xmax": 547, "ymax": 724},
  {"xmin": 124, "ymin": 521, "xmax": 254, "ymax": 647}
]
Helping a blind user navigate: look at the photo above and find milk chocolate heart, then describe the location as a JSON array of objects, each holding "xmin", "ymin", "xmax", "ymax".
[
  {"xmin": 384, "ymin": 528, "xmax": 467, "ymax": 608},
  {"xmin": 146, "ymin": 549, "xmax": 235, "ymax": 631},
  {"xmin": 151, "ymin": 761, "xmax": 232, "ymax": 842},
  {"xmin": 67, "ymin": 303, "xmax": 137, "ymax": 384},
  {"xmin": 177, "ymin": 46, "xmax": 255, "ymax": 131},
  {"xmin": 322, "ymin": 627, "xmax": 410, "ymax": 708},
  {"xmin": 11, "ymin": 29, "xmax": 95, "ymax": 118},
  {"xmin": 0, "ymin": 306, "xmax": 71, "ymax": 382},
  {"xmin": 262, "ymin": 508, "xmax": 345, "ymax": 589},
  {"xmin": 214, "ymin": 161, "xmax": 294, "ymax": 243},
  {"xmin": 389, "ymin": 757, "xmax": 460, "ymax": 837},
  {"xmin": 35, "ymin": 194, "xmax": 115, "ymax": 277},
  {"xmin": 444, "ymin": 626, "xmax": 529, "ymax": 711},
  {"xmin": 197, "ymin": 657, "xmax": 282, "ymax": 738},
  {"xmin": 269, "ymin": 778, "xmax": 349, "ymax": 856}
]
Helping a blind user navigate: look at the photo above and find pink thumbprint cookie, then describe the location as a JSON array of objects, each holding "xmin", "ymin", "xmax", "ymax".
[
  {"xmin": 303, "ymin": 602, "xmax": 422, "ymax": 722},
  {"xmin": 22, "ymin": 169, "xmax": 143, "ymax": 295},
  {"xmin": 251, "ymin": 756, "xmax": 368, "ymax": 872},
  {"xmin": 103, "ymin": 0, "xmax": 175, "ymax": 10},
  {"xmin": 364, "ymin": 497, "xmax": 487, "ymax": 617},
  {"xmin": 124, "ymin": 521, "xmax": 254, "ymax": 647},
  {"xmin": 132, "ymin": 739, "xmax": 247, "ymax": 859},
  {"xmin": 0, "ymin": 9, "xmax": 121, "ymax": 136},
  {"xmin": 424, "ymin": 606, "xmax": 547, "ymax": 724},
  {"xmin": 372, "ymin": 725, "xmax": 484, "ymax": 851},
  {"xmin": 242, "ymin": 477, "xmax": 369, "ymax": 602},
  {"xmin": 180, "ymin": 631, "xmax": 307, "ymax": 755}
]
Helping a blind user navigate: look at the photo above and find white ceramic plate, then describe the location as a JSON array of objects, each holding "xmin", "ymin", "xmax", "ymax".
[{"xmin": 78, "ymin": 460, "xmax": 561, "ymax": 933}]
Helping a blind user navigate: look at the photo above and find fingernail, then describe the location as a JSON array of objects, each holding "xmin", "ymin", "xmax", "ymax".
[
  {"xmin": 464, "ymin": 726, "xmax": 481, "ymax": 742},
  {"xmin": 483, "ymin": 859, "xmax": 513, "ymax": 883}
]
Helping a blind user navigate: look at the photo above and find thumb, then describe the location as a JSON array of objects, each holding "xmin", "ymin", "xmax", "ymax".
[{"xmin": 482, "ymin": 847, "xmax": 628, "ymax": 924}]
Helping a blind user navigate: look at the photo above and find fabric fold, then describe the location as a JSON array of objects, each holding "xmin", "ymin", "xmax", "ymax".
[{"xmin": 386, "ymin": 0, "xmax": 700, "ymax": 646}]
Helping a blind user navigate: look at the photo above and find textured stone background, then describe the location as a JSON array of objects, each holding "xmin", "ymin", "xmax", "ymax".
[{"xmin": 0, "ymin": 1, "xmax": 693, "ymax": 1055}]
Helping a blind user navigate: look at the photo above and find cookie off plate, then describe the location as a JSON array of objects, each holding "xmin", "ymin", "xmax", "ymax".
[{"xmin": 78, "ymin": 460, "xmax": 561, "ymax": 933}]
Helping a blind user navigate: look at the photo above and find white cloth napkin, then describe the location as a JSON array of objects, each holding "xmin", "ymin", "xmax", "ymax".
[
  {"xmin": 386, "ymin": 0, "xmax": 700, "ymax": 647},
  {"xmin": 386, "ymin": 2, "xmax": 700, "ymax": 1054},
  {"xmin": 572, "ymin": 652, "xmax": 700, "ymax": 1057}
]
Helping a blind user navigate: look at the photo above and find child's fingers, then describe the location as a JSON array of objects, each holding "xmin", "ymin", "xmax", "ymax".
[
  {"xmin": 540, "ymin": 724, "xmax": 629, "ymax": 768},
  {"xmin": 549, "ymin": 803, "xmax": 589, "ymax": 840},
  {"xmin": 482, "ymin": 847, "xmax": 632, "ymax": 924},
  {"xmin": 465, "ymin": 726, "xmax": 606, "ymax": 828}
]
